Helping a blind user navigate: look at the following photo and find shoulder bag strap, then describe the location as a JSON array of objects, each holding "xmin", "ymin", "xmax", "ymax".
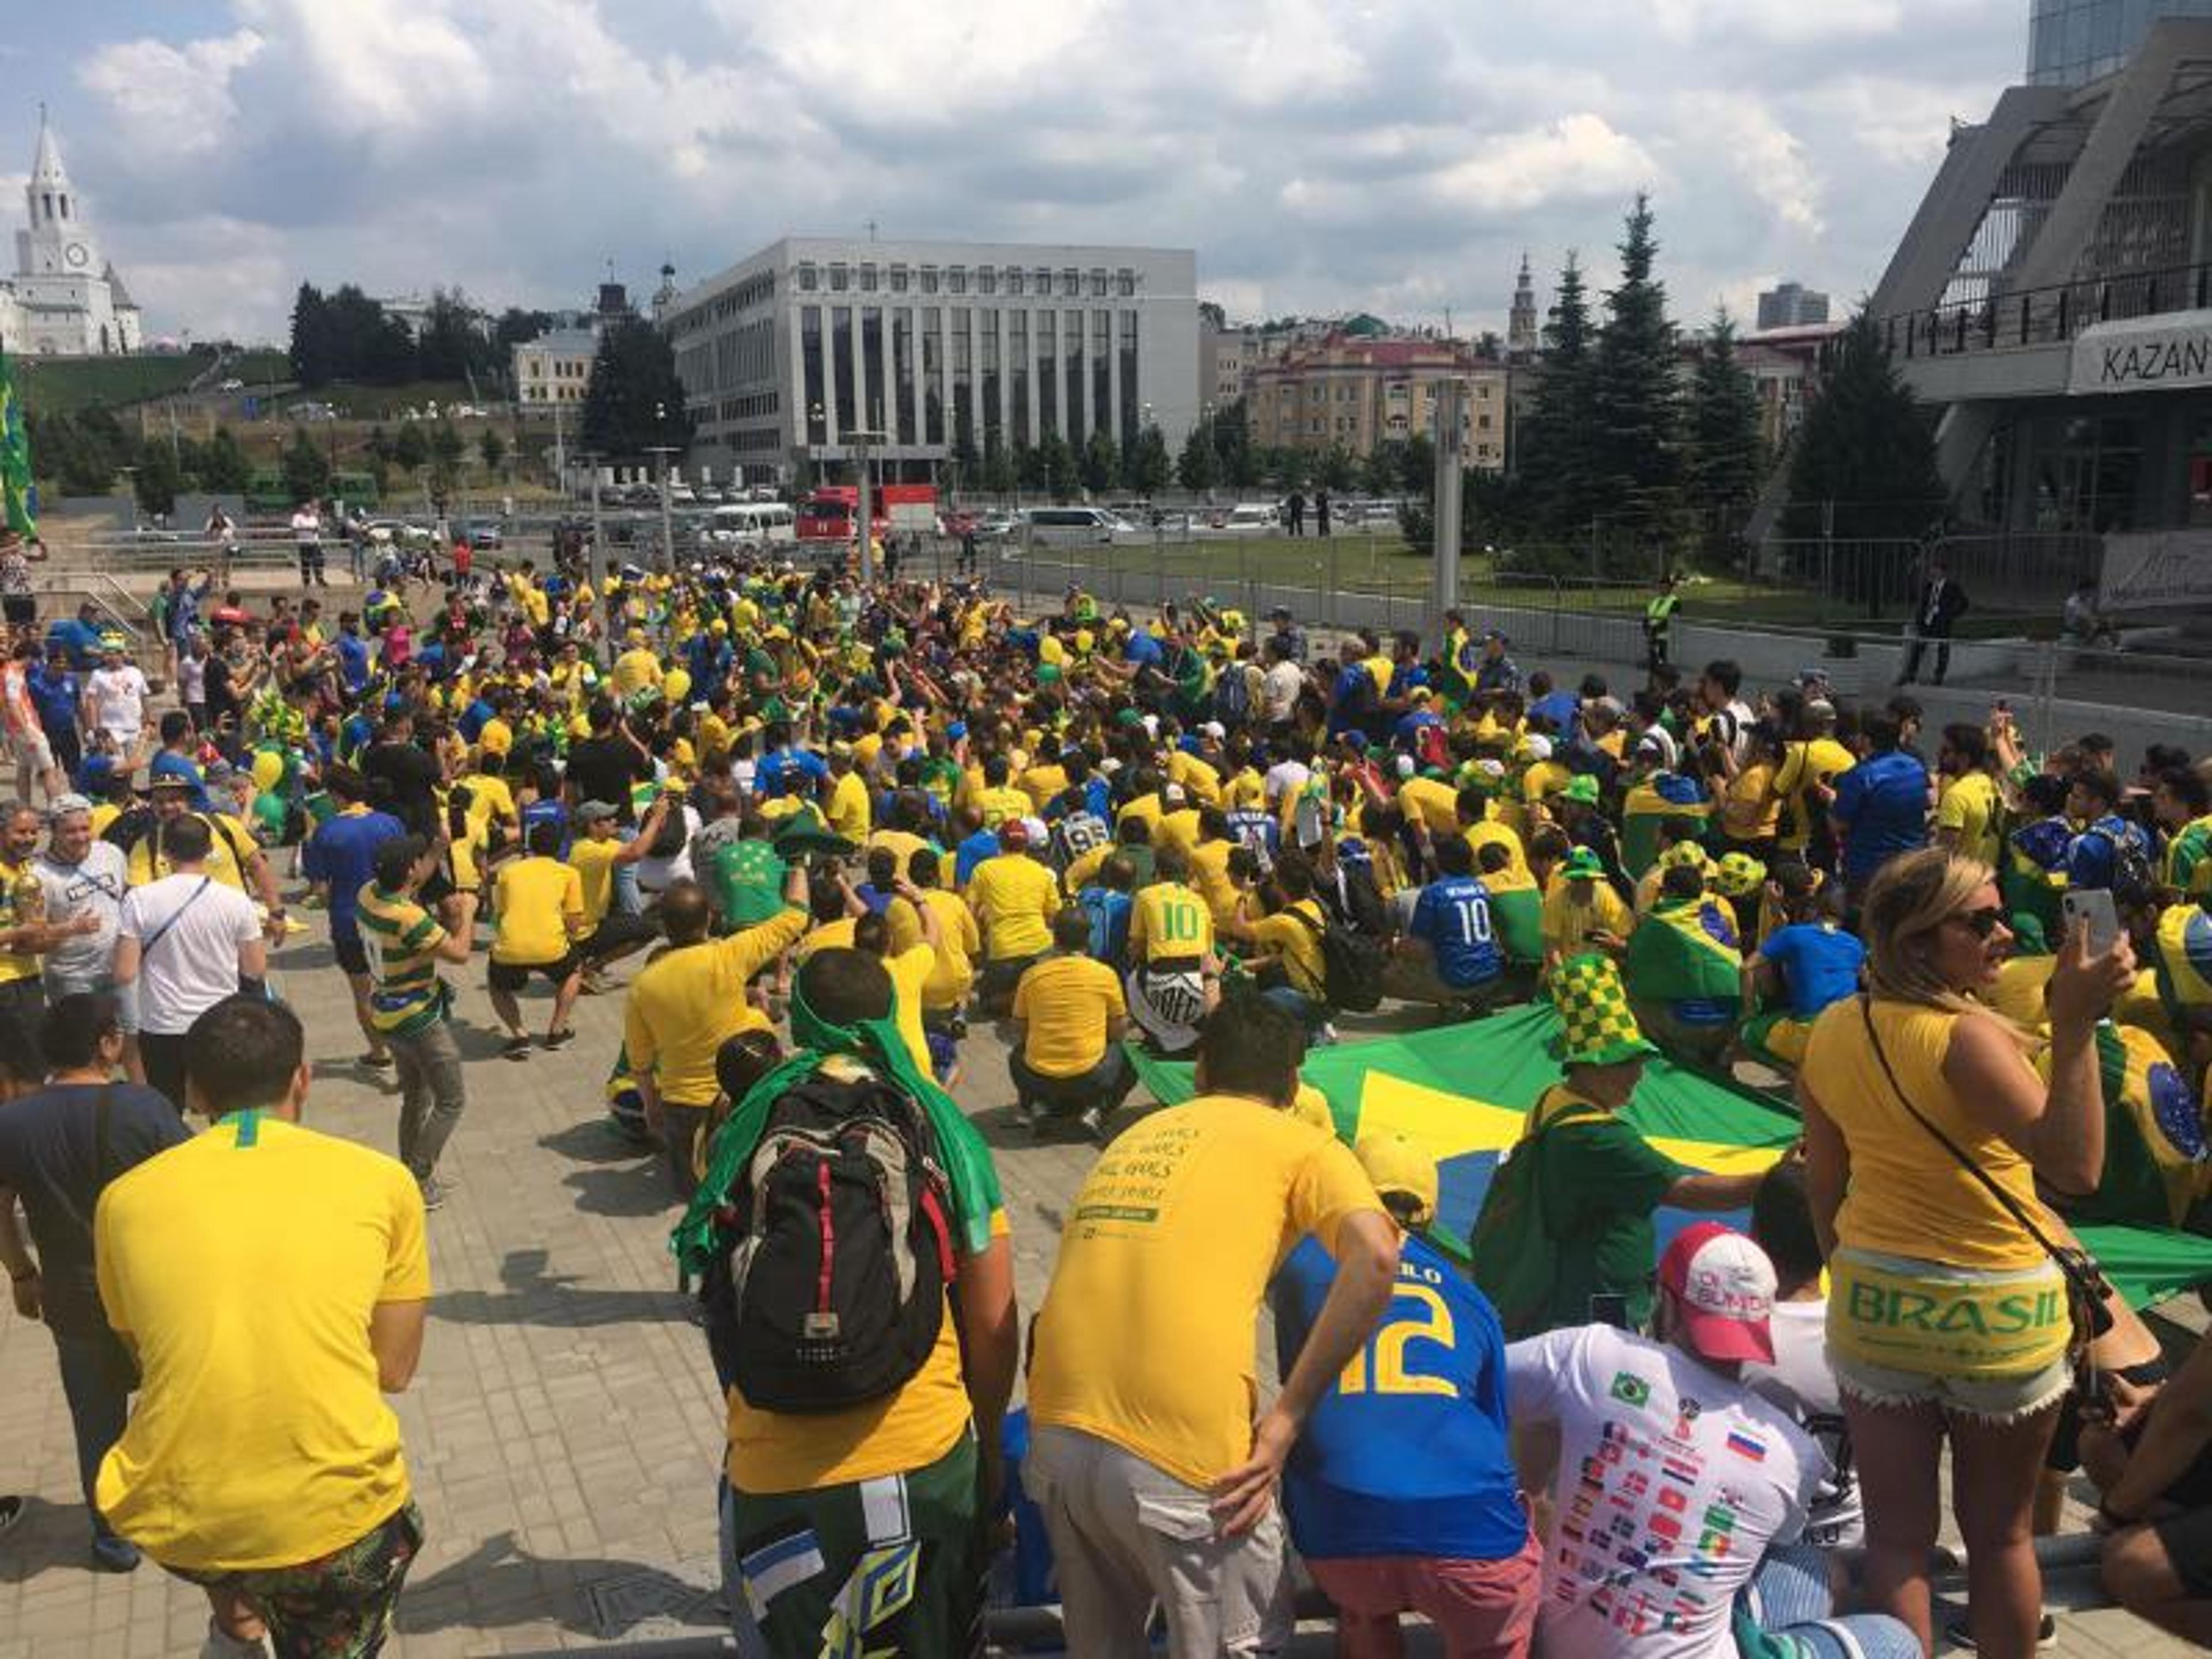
[
  {"xmin": 1855, "ymin": 994, "xmax": 2069, "ymax": 1264},
  {"xmin": 137, "ymin": 876, "xmax": 214, "ymax": 960}
]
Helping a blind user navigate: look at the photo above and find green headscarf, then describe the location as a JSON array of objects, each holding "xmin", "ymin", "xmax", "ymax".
[{"xmin": 669, "ymin": 975, "xmax": 1003, "ymax": 1276}]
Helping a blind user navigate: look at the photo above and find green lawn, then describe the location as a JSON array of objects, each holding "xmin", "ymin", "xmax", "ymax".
[
  {"xmin": 16, "ymin": 354, "xmax": 209, "ymax": 414},
  {"xmin": 998, "ymin": 532, "xmax": 1904, "ymax": 632}
]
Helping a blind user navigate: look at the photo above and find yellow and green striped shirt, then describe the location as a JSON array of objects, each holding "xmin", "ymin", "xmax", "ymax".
[{"xmin": 355, "ymin": 882, "xmax": 448, "ymax": 1035}]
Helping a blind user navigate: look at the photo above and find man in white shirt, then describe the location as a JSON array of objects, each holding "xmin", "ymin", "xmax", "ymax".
[
  {"xmin": 291, "ymin": 499, "xmax": 326, "ymax": 588},
  {"xmin": 83, "ymin": 637, "xmax": 149, "ymax": 755},
  {"xmin": 33, "ymin": 796, "xmax": 130, "ymax": 1002},
  {"xmin": 1506, "ymin": 1224, "xmax": 1914, "ymax": 1659},
  {"xmin": 1260, "ymin": 635, "xmax": 1306, "ymax": 728},
  {"xmin": 112, "ymin": 813, "xmax": 264, "ymax": 1113}
]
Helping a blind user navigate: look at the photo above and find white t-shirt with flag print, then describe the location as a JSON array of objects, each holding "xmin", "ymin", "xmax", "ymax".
[{"xmin": 1506, "ymin": 1323, "xmax": 1824, "ymax": 1659}]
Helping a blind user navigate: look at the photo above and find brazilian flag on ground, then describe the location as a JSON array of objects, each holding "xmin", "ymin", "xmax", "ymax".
[
  {"xmin": 1127, "ymin": 1002, "xmax": 2212, "ymax": 1310},
  {"xmin": 0, "ymin": 347, "xmax": 34, "ymax": 537}
]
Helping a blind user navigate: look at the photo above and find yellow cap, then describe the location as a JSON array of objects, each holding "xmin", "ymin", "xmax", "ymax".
[{"xmin": 1354, "ymin": 1132, "xmax": 1438, "ymax": 1229}]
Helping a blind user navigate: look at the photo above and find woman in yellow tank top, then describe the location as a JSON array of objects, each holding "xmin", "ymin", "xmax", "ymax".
[{"xmin": 1800, "ymin": 849, "xmax": 2134, "ymax": 1657}]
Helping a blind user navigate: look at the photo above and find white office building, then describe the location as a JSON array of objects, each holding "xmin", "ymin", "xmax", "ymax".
[
  {"xmin": 514, "ymin": 327, "xmax": 599, "ymax": 405},
  {"xmin": 660, "ymin": 237, "xmax": 1200, "ymax": 483}
]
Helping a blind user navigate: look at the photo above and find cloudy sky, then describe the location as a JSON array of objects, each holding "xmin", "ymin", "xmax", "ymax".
[{"xmin": 9, "ymin": 0, "xmax": 2028, "ymax": 346}]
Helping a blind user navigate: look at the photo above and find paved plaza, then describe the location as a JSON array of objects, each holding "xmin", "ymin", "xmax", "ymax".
[{"xmin": 0, "ymin": 912, "xmax": 2199, "ymax": 1657}]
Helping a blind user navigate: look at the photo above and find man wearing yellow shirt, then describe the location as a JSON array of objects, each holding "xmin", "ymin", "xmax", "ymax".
[
  {"xmin": 609, "ymin": 630, "xmax": 662, "ymax": 702},
  {"xmin": 1543, "ymin": 846, "xmax": 1633, "ymax": 974},
  {"xmin": 1226, "ymin": 847, "xmax": 1333, "ymax": 1031},
  {"xmin": 567, "ymin": 799, "xmax": 662, "ymax": 992},
  {"xmin": 823, "ymin": 744, "xmax": 872, "ymax": 843},
  {"xmin": 624, "ymin": 870, "xmax": 808, "ymax": 1200},
  {"xmin": 887, "ymin": 854, "xmax": 979, "ymax": 1037},
  {"xmin": 488, "ymin": 821, "xmax": 588, "ymax": 1059},
  {"xmin": 96, "ymin": 998, "xmax": 430, "ymax": 1659},
  {"xmin": 1934, "ymin": 722, "xmax": 2003, "ymax": 869},
  {"xmin": 966, "ymin": 820, "xmax": 1060, "ymax": 1012},
  {"xmin": 1011, "ymin": 908, "xmax": 1137, "ymax": 1139},
  {"xmin": 1026, "ymin": 998, "xmax": 1396, "ymax": 1655},
  {"xmin": 698, "ymin": 948, "xmax": 1017, "ymax": 1659},
  {"xmin": 1457, "ymin": 779, "xmax": 1533, "ymax": 887},
  {"xmin": 1125, "ymin": 844, "xmax": 1221, "ymax": 1054}
]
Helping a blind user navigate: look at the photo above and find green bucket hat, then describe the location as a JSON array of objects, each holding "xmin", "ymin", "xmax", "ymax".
[
  {"xmin": 1560, "ymin": 846, "xmax": 1607, "ymax": 882},
  {"xmin": 1561, "ymin": 774, "xmax": 1601, "ymax": 806},
  {"xmin": 1551, "ymin": 952, "xmax": 1659, "ymax": 1069}
]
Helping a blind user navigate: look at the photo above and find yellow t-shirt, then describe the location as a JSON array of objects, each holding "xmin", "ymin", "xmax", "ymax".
[
  {"xmin": 884, "ymin": 944, "xmax": 938, "ymax": 1080},
  {"xmin": 798, "ymin": 916, "xmax": 859, "ymax": 960},
  {"xmin": 1800, "ymin": 998, "xmax": 2056, "ymax": 1271},
  {"xmin": 1399, "ymin": 775, "xmax": 1461, "ymax": 838},
  {"xmin": 94, "ymin": 1115, "xmax": 430, "ymax": 1571},
  {"xmin": 569, "ymin": 838, "xmax": 620, "ymax": 926},
  {"xmin": 976, "ymin": 785, "xmax": 1031, "ymax": 831},
  {"xmin": 1130, "ymin": 881, "xmax": 1213, "ymax": 964},
  {"xmin": 889, "ymin": 889, "xmax": 978, "ymax": 1009},
  {"xmin": 1018, "ymin": 764, "xmax": 1070, "ymax": 811},
  {"xmin": 1154, "ymin": 808, "xmax": 1203, "ymax": 860},
  {"xmin": 1542, "ymin": 879, "xmax": 1632, "ymax": 957},
  {"xmin": 126, "ymin": 813, "xmax": 251, "ymax": 892},
  {"xmin": 611, "ymin": 647, "xmax": 663, "ymax": 699},
  {"xmin": 1722, "ymin": 762, "xmax": 1782, "ymax": 844},
  {"xmin": 866, "ymin": 828, "xmax": 936, "ymax": 880},
  {"xmin": 1464, "ymin": 819, "xmax": 1531, "ymax": 887},
  {"xmin": 968, "ymin": 854, "xmax": 1059, "ymax": 961},
  {"xmin": 491, "ymin": 856, "xmax": 584, "ymax": 964},
  {"xmin": 1775, "ymin": 737, "xmax": 1856, "ymax": 853},
  {"xmin": 1189, "ymin": 840, "xmax": 1242, "ymax": 930},
  {"xmin": 1937, "ymin": 771, "xmax": 2003, "ymax": 869},
  {"xmin": 624, "ymin": 910, "xmax": 806, "ymax": 1105},
  {"xmin": 0, "ymin": 858, "xmax": 44, "ymax": 983},
  {"xmin": 1028, "ymin": 1094, "xmax": 1382, "ymax": 1489},
  {"xmin": 827, "ymin": 771, "xmax": 872, "ymax": 842},
  {"xmin": 1013, "ymin": 955, "xmax": 1127, "ymax": 1076},
  {"xmin": 1252, "ymin": 897, "xmax": 1328, "ymax": 999}
]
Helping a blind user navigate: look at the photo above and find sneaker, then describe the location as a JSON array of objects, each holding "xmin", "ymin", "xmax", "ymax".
[
  {"xmin": 90, "ymin": 1533, "xmax": 141, "ymax": 1573},
  {"xmin": 502, "ymin": 1036, "xmax": 533, "ymax": 1062},
  {"xmin": 0, "ymin": 1494, "xmax": 21, "ymax": 1535},
  {"xmin": 357, "ymin": 1050, "xmax": 395, "ymax": 1070},
  {"xmin": 1079, "ymin": 1105, "xmax": 1109, "ymax": 1145},
  {"xmin": 1944, "ymin": 1613, "xmax": 2056, "ymax": 1652},
  {"xmin": 544, "ymin": 1027, "xmax": 576, "ymax": 1051},
  {"xmin": 417, "ymin": 1176, "xmax": 446, "ymax": 1212}
]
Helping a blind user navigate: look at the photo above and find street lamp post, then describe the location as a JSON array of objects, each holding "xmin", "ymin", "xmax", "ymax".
[
  {"xmin": 847, "ymin": 426, "xmax": 887, "ymax": 585},
  {"xmin": 645, "ymin": 444, "xmax": 679, "ymax": 565},
  {"xmin": 577, "ymin": 448, "xmax": 606, "ymax": 588}
]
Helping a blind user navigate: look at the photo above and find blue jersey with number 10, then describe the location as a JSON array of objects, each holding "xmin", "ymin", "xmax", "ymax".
[{"xmin": 1270, "ymin": 1232, "xmax": 1530, "ymax": 1562}]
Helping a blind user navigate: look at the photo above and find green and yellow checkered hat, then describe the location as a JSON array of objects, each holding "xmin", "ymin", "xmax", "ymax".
[
  {"xmin": 1713, "ymin": 851, "xmax": 1767, "ymax": 899},
  {"xmin": 1551, "ymin": 952, "xmax": 1659, "ymax": 1069}
]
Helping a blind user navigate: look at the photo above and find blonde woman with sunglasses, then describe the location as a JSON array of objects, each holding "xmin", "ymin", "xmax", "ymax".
[{"xmin": 1798, "ymin": 848, "xmax": 2135, "ymax": 1657}]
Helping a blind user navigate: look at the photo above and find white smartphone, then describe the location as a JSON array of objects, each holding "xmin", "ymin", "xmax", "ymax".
[{"xmin": 2063, "ymin": 888, "xmax": 2120, "ymax": 956}]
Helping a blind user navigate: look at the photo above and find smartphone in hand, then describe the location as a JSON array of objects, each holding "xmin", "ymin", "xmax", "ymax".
[{"xmin": 2063, "ymin": 887, "xmax": 2120, "ymax": 957}]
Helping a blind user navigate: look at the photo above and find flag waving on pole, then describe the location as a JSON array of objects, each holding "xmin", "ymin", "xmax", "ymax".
[{"xmin": 0, "ymin": 347, "xmax": 35, "ymax": 538}]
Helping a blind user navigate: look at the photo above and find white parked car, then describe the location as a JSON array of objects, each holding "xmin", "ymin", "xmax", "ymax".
[
  {"xmin": 1022, "ymin": 506, "xmax": 1150, "ymax": 546},
  {"xmin": 1200, "ymin": 502, "xmax": 1282, "ymax": 536}
]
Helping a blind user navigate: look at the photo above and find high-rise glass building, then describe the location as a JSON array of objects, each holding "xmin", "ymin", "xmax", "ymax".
[{"xmin": 2029, "ymin": 0, "xmax": 2212, "ymax": 85}]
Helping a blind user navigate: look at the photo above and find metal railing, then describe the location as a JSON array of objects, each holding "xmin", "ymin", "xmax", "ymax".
[{"xmin": 1881, "ymin": 259, "xmax": 2212, "ymax": 360}]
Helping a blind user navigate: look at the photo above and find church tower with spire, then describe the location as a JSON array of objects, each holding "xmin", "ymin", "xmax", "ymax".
[
  {"xmin": 1506, "ymin": 253, "xmax": 1539, "ymax": 361},
  {"xmin": 6, "ymin": 107, "xmax": 142, "ymax": 355}
]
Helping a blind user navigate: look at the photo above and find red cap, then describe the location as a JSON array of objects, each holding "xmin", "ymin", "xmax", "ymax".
[
  {"xmin": 1657, "ymin": 1222, "xmax": 1777, "ymax": 1365},
  {"xmin": 998, "ymin": 820, "xmax": 1029, "ymax": 851}
]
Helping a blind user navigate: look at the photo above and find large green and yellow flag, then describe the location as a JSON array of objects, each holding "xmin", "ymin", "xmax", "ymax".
[
  {"xmin": 0, "ymin": 347, "xmax": 34, "ymax": 538},
  {"xmin": 1128, "ymin": 1002, "xmax": 2212, "ymax": 1310},
  {"xmin": 1624, "ymin": 897, "xmax": 1743, "ymax": 1004}
]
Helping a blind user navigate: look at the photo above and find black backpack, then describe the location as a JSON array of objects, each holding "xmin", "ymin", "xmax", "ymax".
[
  {"xmin": 1290, "ymin": 903, "xmax": 1387, "ymax": 1013},
  {"xmin": 702, "ymin": 1067, "xmax": 957, "ymax": 1412}
]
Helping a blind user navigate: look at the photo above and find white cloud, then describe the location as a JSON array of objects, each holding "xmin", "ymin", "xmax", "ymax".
[
  {"xmin": 76, "ymin": 28, "xmax": 264, "ymax": 158},
  {"xmin": 1683, "ymin": 96, "xmax": 1823, "ymax": 235},
  {"xmin": 1431, "ymin": 115, "xmax": 1661, "ymax": 214}
]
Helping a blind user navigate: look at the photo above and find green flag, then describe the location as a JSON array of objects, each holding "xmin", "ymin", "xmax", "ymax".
[
  {"xmin": 1127, "ymin": 1002, "xmax": 2212, "ymax": 1310},
  {"xmin": 0, "ymin": 347, "xmax": 34, "ymax": 538}
]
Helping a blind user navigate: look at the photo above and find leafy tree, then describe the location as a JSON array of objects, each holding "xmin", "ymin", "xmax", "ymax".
[
  {"xmin": 1362, "ymin": 443, "xmax": 1406, "ymax": 498},
  {"xmin": 949, "ymin": 407, "xmax": 980, "ymax": 492},
  {"xmin": 492, "ymin": 307, "xmax": 558, "ymax": 354},
  {"xmin": 1210, "ymin": 399, "xmax": 1256, "ymax": 488},
  {"xmin": 198, "ymin": 426, "xmax": 253, "ymax": 494},
  {"xmin": 1014, "ymin": 439, "xmax": 1045, "ymax": 493},
  {"xmin": 1515, "ymin": 252, "xmax": 1600, "ymax": 537},
  {"xmin": 1124, "ymin": 422, "xmax": 1172, "ymax": 495},
  {"xmin": 1081, "ymin": 429, "xmax": 1119, "ymax": 495},
  {"xmin": 366, "ymin": 424, "xmax": 394, "ymax": 467},
  {"xmin": 280, "ymin": 426, "xmax": 332, "ymax": 503},
  {"xmin": 430, "ymin": 419, "xmax": 465, "ymax": 471},
  {"xmin": 1685, "ymin": 309, "xmax": 1766, "ymax": 541},
  {"xmin": 392, "ymin": 422, "xmax": 430, "ymax": 475},
  {"xmin": 1198, "ymin": 300, "xmax": 1228, "ymax": 331},
  {"xmin": 1176, "ymin": 418, "xmax": 1219, "ymax": 494},
  {"xmin": 134, "ymin": 443, "xmax": 181, "ymax": 518},
  {"xmin": 415, "ymin": 290, "xmax": 493, "ymax": 383},
  {"xmin": 980, "ymin": 427, "xmax": 1016, "ymax": 495},
  {"xmin": 1589, "ymin": 194, "xmax": 1684, "ymax": 544},
  {"xmin": 1272, "ymin": 446, "xmax": 1312, "ymax": 491},
  {"xmin": 1781, "ymin": 309, "xmax": 1945, "ymax": 546},
  {"xmin": 1316, "ymin": 443, "xmax": 1358, "ymax": 493},
  {"xmin": 288, "ymin": 283, "xmax": 334, "ymax": 389},
  {"xmin": 478, "ymin": 427, "xmax": 507, "ymax": 476},
  {"xmin": 580, "ymin": 315, "xmax": 695, "ymax": 461},
  {"xmin": 1037, "ymin": 431, "xmax": 1078, "ymax": 501}
]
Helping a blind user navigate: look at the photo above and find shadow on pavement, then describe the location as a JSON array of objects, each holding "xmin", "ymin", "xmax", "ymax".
[
  {"xmin": 539, "ymin": 1120, "xmax": 656, "ymax": 1166},
  {"xmin": 0, "ymin": 1494, "xmax": 100, "ymax": 1585},
  {"xmin": 396, "ymin": 1528, "xmax": 723, "ymax": 1638},
  {"xmin": 430, "ymin": 1248, "xmax": 689, "ymax": 1329}
]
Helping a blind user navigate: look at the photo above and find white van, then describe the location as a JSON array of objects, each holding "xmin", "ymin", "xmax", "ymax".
[
  {"xmin": 1022, "ymin": 506, "xmax": 1146, "ymax": 546},
  {"xmin": 1202, "ymin": 502, "xmax": 1281, "ymax": 535},
  {"xmin": 709, "ymin": 503, "xmax": 797, "ymax": 544}
]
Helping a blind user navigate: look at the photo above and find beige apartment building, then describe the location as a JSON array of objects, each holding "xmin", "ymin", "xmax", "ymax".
[{"xmin": 1248, "ymin": 334, "xmax": 1510, "ymax": 470}]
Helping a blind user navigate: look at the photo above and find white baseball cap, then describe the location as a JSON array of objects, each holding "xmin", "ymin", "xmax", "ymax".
[{"xmin": 1658, "ymin": 1223, "xmax": 1777, "ymax": 1364}]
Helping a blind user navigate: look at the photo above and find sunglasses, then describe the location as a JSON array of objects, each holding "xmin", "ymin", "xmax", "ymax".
[{"xmin": 1947, "ymin": 906, "xmax": 2008, "ymax": 940}]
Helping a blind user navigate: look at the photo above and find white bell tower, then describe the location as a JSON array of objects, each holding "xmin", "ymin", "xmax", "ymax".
[{"xmin": 16, "ymin": 105, "xmax": 102, "ymax": 283}]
